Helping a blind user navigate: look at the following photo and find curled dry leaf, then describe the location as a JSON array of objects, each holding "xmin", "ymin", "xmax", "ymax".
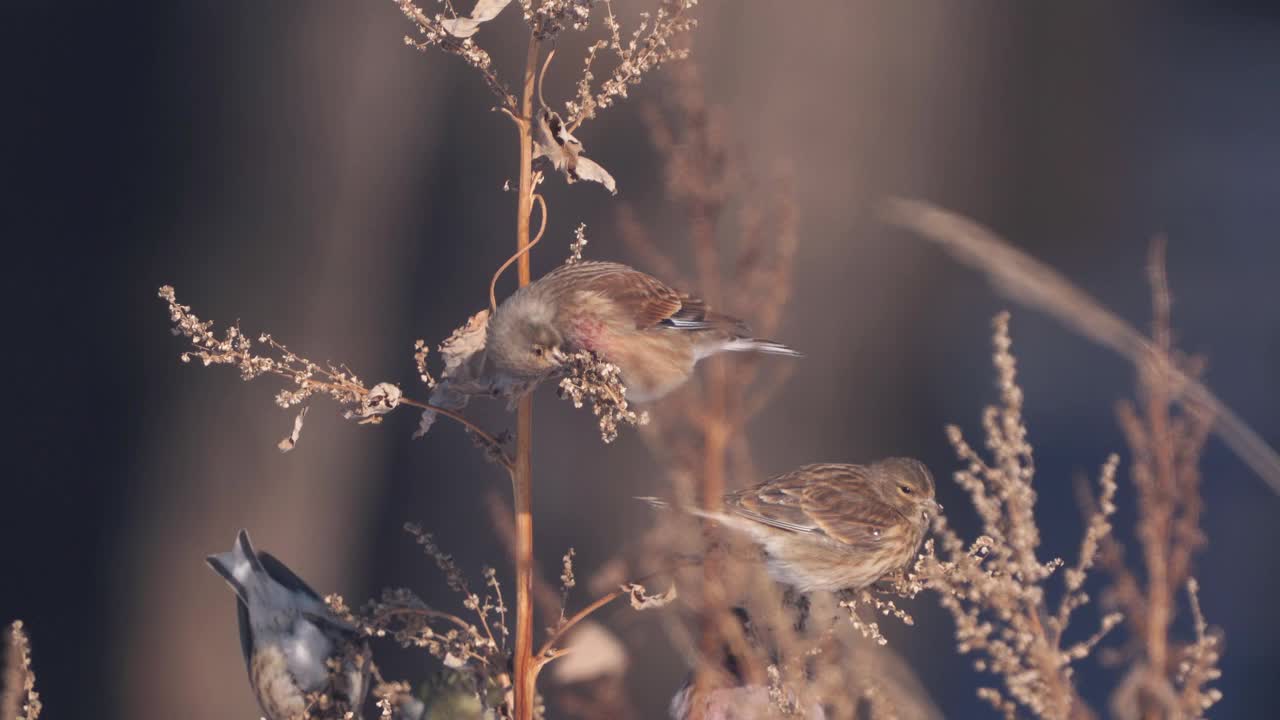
[
  {"xmin": 533, "ymin": 107, "xmax": 617, "ymax": 194},
  {"xmin": 277, "ymin": 406, "xmax": 310, "ymax": 452},
  {"xmin": 622, "ymin": 582, "xmax": 677, "ymax": 610},
  {"xmin": 417, "ymin": 310, "xmax": 493, "ymax": 438},
  {"xmin": 440, "ymin": 0, "xmax": 513, "ymax": 38},
  {"xmin": 344, "ymin": 382, "xmax": 404, "ymax": 425}
]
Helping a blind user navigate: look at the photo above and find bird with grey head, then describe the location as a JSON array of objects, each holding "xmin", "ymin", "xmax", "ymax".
[
  {"xmin": 486, "ymin": 260, "xmax": 801, "ymax": 402},
  {"xmin": 207, "ymin": 530, "xmax": 371, "ymax": 720}
]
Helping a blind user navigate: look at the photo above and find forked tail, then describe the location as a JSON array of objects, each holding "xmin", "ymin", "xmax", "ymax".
[{"xmin": 724, "ymin": 337, "xmax": 804, "ymax": 358}]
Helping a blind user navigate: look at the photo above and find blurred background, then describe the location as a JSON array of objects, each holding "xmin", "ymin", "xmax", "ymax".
[{"xmin": 5, "ymin": 1, "xmax": 1279, "ymax": 717}]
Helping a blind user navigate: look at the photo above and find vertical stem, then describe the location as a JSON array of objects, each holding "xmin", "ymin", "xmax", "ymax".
[
  {"xmin": 691, "ymin": 204, "xmax": 731, "ymax": 702},
  {"xmin": 513, "ymin": 31, "xmax": 541, "ymax": 720}
]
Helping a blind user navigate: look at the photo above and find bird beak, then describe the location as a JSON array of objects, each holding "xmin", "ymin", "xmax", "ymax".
[
  {"xmin": 549, "ymin": 347, "xmax": 570, "ymax": 365},
  {"xmin": 923, "ymin": 499, "xmax": 942, "ymax": 524}
]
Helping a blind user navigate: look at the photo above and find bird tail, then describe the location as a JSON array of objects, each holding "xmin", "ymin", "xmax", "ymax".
[
  {"xmin": 635, "ymin": 496, "xmax": 671, "ymax": 510},
  {"xmin": 206, "ymin": 529, "xmax": 265, "ymax": 604},
  {"xmin": 723, "ymin": 337, "xmax": 803, "ymax": 358},
  {"xmin": 635, "ymin": 496, "xmax": 727, "ymax": 525}
]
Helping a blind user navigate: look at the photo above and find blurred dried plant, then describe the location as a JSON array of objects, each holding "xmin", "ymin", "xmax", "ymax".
[
  {"xmin": 1099, "ymin": 241, "xmax": 1222, "ymax": 720},
  {"xmin": 916, "ymin": 313, "xmax": 1123, "ymax": 720},
  {"xmin": 882, "ymin": 204, "xmax": 1244, "ymax": 719},
  {"xmin": 1, "ymin": 621, "xmax": 40, "ymax": 720}
]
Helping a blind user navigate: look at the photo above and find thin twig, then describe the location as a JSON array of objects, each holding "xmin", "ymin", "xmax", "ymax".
[{"xmin": 489, "ymin": 193, "xmax": 548, "ymax": 314}]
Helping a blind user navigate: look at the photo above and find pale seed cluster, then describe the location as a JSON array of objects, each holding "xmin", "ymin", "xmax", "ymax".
[
  {"xmin": 160, "ymin": 286, "xmax": 407, "ymax": 450},
  {"xmin": 1, "ymin": 621, "xmax": 41, "ymax": 720},
  {"xmin": 556, "ymin": 350, "xmax": 649, "ymax": 443},
  {"xmin": 1176, "ymin": 579, "xmax": 1223, "ymax": 717},
  {"xmin": 915, "ymin": 313, "xmax": 1125, "ymax": 720},
  {"xmin": 564, "ymin": 1, "xmax": 698, "ymax": 129}
]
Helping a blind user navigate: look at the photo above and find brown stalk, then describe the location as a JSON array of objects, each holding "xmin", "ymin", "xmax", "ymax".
[
  {"xmin": 1111, "ymin": 240, "xmax": 1214, "ymax": 720},
  {"xmin": 511, "ymin": 29, "xmax": 542, "ymax": 720}
]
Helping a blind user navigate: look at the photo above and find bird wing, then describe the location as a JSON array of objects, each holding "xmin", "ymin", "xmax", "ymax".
[
  {"xmin": 724, "ymin": 466, "xmax": 824, "ymax": 533},
  {"xmin": 546, "ymin": 261, "xmax": 743, "ymax": 331},
  {"xmin": 725, "ymin": 464, "xmax": 903, "ymax": 550},
  {"xmin": 259, "ymin": 552, "xmax": 323, "ymax": 602},
  {"xmin": 801, "ymin": 480, "xmax": 906, "ymax": 551},
  {"xmin": 236, "ymin": 597, "xmax": 254, "ymax": 665}
]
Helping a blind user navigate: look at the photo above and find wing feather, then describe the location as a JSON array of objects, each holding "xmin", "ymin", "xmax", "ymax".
[
  {"xmin": 724, "ymin": 464, "xmax": 906, "ymax": 550},
  {"xmin": 542, "ymin": 261, "xmax": 747, "ymax": 332}
]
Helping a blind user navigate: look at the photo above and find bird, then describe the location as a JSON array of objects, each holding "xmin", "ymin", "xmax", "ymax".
[
  {"xmin": 206, "ymin": 530, "xmax": 371, "ymax": 720},
  {"xmin": 643, "ymin": 458, "xmax": 939, "ymax": 593},
  {"xmin": 485, "ymin": 260, "xmax": 801, "ymax": 402}
]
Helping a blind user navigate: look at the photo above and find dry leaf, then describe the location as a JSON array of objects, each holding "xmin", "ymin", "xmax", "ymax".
[
  {"xmin": 417, "ymin": 310, "xmax": 493, "ymax": 438},
  {"xmin": 277, "ymin": 406, "xmax": 309, "ymax": 452},
  {"xmin": 343, "ymin": 382, "xmax": 403, "ymax": 425},
  {"xmin": 440, "ymin": 0, "xmax": 512, "ymax": 38},
  {"xmin": 622, "ymin": 582, "xmax": 677, "ymax": 610},
  {"xmin": 532, "ymin": 108, "xmax": 617, "ymax": 194}
]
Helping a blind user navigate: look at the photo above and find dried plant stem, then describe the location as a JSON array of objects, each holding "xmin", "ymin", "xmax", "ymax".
[
  {"xmin": 536, "ymin": 590, "xmax": 624, "ymax": 669},
  {"xmin": 397, "ymin": 396, "xmax": 514, "ymax": 470},
  {"xmin": 695, "ymin": 208, "xmax": 731, "ymax": 705},
  {"xmin": 512, "ymin": 30, "xmax": 542, "ymax": 720}
]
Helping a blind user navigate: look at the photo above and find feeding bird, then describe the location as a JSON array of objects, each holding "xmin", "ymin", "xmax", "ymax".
[
  {"xmin": 486, "ymin": 260, "xmax": 801, "ymax": 402},
  {"xmin": 206, "ymin": 530, "xmax": 371, "ymax": 720}
]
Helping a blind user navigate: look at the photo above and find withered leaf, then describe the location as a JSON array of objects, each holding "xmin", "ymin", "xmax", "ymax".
[
  {"xmin": 440, "ymin": 0, "xmax": 513, "ymax": 38},
  {"xmin": 532, "ymin": 108, "xmax": 617, "ymax": 194}
]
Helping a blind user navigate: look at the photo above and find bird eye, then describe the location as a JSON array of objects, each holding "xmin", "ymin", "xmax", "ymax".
[
  {"xmin": 532, "ymin": 346, "xmax": 544, "ymax": 358},
  {"xmin": 899, "ymin": 484, "xmax": 913, "ymax": 495}
]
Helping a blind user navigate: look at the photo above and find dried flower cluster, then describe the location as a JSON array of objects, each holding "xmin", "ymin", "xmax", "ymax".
[
  {"xmin": 565, "ymin": 1, "xmax": 698, "ymax": 129},
  {"xmin": 914, "ymin": 313, "xmax": 1124, "ymax": 720},
  {"xmin": 565, "ymin": 223, "xmax": 589, "ymax": 265},
  {"xmin": 1175, "ymin": 579, "xmax": 1223, "ymax": 717},
  {"xmin": 838, "ymin": 584, "xmax": 918, "ymax": 647},
  {"xmin": 341, "ymin": 525, "xmax": 515, "ymax": 718},
  {"xmin": 160, "ymin": 285, "xmax": 516, "ymax": 466},
  {"xmin": 1, "ymin": 621, "xmax": 40, "ymax": 720},
  {"xmin": 159, "ymin": 285, "xmax": 392, "ymax": 441},
  {"xmin": 556, "ymin": 350, "xmax": 648, "ymax": 443},
  {"xmin": 396, "ymin": 0, "xmax": 514, "ymax": 109}
]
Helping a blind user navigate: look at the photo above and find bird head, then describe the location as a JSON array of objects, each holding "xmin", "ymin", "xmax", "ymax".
[
  {"xmin": 488, "ymin": 294, "xmax": 569, "ymax": 379},
  {"xmin": 874, "ymin": 457, "xmax": 940, "ymax": 525}
]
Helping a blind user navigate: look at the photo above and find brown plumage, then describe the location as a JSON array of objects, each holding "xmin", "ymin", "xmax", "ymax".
[
  {"xmin": 486, "ymin": 261, "xmax": 800, "ymax": 402},
  {"xmin": 651, "ymin": 459, "xmax": 938, "ymax": 593}
]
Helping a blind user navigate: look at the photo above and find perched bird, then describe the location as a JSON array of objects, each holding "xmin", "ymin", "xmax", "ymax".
[
  {"xmin": 645, "ymin": 458, "xmax": 939, "ymax": 593},
  {"xmin": 486, "ymin": 261, "xmax": 801, "ymax": 402},
  {"xmin": 207, "ymin": 530, "xmax": 371, "ymax": 720}
]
